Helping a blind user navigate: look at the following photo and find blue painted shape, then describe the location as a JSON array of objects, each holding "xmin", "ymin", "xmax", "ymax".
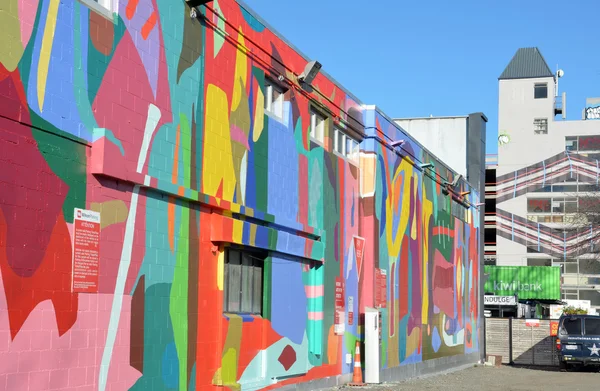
[
  {"xmin": 267, "ymin": 109, "xmax": 299, "ymax": 222},
  {"xmin": 161, "ymin": 343, "xmax": 179, "ymax": 389},
  {"xmin": 239, "ymin": 314, "xmax": 255, "ymax": 323},
  {"xmin": 242, "ymin": 220, "xmax": 251, "ymax": 244},
  {"xmin": 432, "ymin": 326, "xmax": 441, "ymax": 353},
  {"xmin": 255, "ymin": 225, "xmax": 269, "ymax": 248},
  {"xmin": 240, "ymin": 6, "xmax": 266, "ymax": 32},
  {"xmin": 270, "ymin": 257, "xmax": 306, "ymax": 344},
  {"xmin": 188, "ymin": 363, "xmax": 196, "ymax": 391}
]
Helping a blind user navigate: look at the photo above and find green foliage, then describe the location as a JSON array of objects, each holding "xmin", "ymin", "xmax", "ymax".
[{"xmin": 562, "ymin": 306, "xmax": 588, "ymax": 315}]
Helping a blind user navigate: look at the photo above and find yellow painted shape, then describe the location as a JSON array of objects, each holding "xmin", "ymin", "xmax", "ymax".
[
  {"xmin": 360, "ymin": 153, "xmax": 376, "ymax": 197},
  {"xmin": 421, "ymin": 184, "xmax": 433, "ymax": 325},
  {"xmin": 0, "ymin": 0, "xmax": 22, "ymax": 72},
  {"xmin": 232, "ymin": 218, "xmax": 243, "ymax": 244},
  {"xmin": 411, "ymin": 173, "xmax": 418, "ymax": 240},
  {"xmin": 217, "ymin": 250, "xmax": 224, "ymax": 291},
  {"xmin": 457, "ymin": 255, "xmax": 462, "ymax": 298},
  {"xmin": 221, "ymin": 348, "xmax": 239, "ymax": 387},
  {"xmin": 405, "ymin": 326, "xmax": 421, "ymax": 358},
  {"xmin": 231, "ymin": 27, "xmax": 247, "ymax": 112},
  {"xmin": 37, "ymin": 0, "xmax": 60, "ymax": 111},
  {"xmin": 203, "ymin": 84, "xmax": 235, "ymax": 200},
  {"xmin": 249, "ymin": 223, "xmax": 257, "ymax": 246},
  {"xmin": 385, "ymin": 160, "xmax": 413, "ymax": 258},
  {"xmin": 252, "ymin": 85, "xmax": 265, "ymax": 142},
  {"xmin": 90, "ymin": 200, "xmax": 129, "ymax": 229}
]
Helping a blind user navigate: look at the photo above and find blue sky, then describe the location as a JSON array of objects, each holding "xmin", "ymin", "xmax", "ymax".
[{"xmin": 242, "ymin": 0, "xmax": 599, "ymax": 155}]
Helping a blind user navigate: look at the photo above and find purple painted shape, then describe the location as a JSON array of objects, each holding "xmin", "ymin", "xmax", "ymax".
[{"xmin": 118, "ymin": 0, "xmax": 160, "ymax": 98}]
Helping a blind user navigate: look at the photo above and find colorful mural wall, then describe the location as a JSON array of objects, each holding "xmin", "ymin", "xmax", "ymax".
[{"xmin": 0, "ymin": 0, "xmax": 481, "ymax": 389}]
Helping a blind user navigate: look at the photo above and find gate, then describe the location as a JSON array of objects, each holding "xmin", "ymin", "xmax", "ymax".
[{"xmin": 485, "ymin": 318, "xmax": 560, "ymax": 366}]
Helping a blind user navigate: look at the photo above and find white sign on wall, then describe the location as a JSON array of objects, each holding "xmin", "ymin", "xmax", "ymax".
[{"xmin": 484, "ymin": 295, "xmax": 516, "ymax": 306}]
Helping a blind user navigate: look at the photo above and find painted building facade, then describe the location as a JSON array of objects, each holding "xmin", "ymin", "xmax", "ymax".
[
  {"xmin": 0, "ymin": 0, "xmax": 482, "ymax": 389},
  {"xmin": 493, "ymin": 47, "xmax": 600, "ymax": 311}
]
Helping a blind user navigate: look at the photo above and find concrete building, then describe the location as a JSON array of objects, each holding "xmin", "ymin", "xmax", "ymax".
[
  {"xmin": 0, "ymin": 0, "xmax": 483, "ymax": 389},
  {"xmin": 491, "ymin": 47, "xmax": 600, "ymax": 310}
]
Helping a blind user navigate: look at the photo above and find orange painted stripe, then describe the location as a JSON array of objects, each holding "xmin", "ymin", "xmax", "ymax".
[
  {"xmin": 125, "ymin": 0, "xmax": 139, "ymax": 20},
  {"xmin": 141, "ymin": 11, "xmax": 158, "ymax": 40},
  {"xmin": 168, "ymin": 197, "xmax": 176, "ymax": 252},
  {"xmin": 168, "ymin": 125, "xmax": 181, "ymax": 253}
]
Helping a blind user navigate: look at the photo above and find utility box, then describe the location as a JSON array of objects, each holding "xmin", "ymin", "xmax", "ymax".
[{"xmin": 364, "ymin": 307, "xmax": 380, "ymax": 384}]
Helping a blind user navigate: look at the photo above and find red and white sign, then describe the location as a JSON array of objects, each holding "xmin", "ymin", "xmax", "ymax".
[
  {"xmin": 335, "ymin": 277, "xmax": 345, "ymax": 309},
  {"xmin": 375, "ymin": 268, "xmax": 387, "ymax": 308},
  {"xmin": 348, "ymin": 296, "xmax": 354, "ymax": 325},
  {"xmin": 72, "ymin": 208, "xmax": 101, "ymax": 293},
  {"xmin": 353, "ymin": 236, "xmax": 365, "ymax": 277},
  {"xmin": 526, "ymin": 319, "xmax": 540, "ymax": 327}
]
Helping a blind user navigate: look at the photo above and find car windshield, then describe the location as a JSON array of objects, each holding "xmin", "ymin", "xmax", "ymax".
[
  {"xmin": 561, "ymin": 317, "xmax": 582, "ymax": 335},
  {"xmin": 585, "ymin": 318, "xmax": 600, "ymax": 335}
]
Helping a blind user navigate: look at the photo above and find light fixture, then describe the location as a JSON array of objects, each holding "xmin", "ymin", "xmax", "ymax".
[
  {"xmin": 298, "ymin": 60, "xmax": 322, "ymax": 86},
  {"xmin": 420, "ymin": 163, "xmax": 434, "ymax": 169},
  {"xmin": 475, "ymin": 202, "xmax": 485, "ymax": 206},
  {"xmin": 460, "ymin": 191, "xmax": 471, "ymax": 197},
  {"xmin": 390, "ymin": 139, "xmax": 405, "ymax": 147},
  {"xmin": 450, "ymin": 174, "xmax": 463, "ymax": 187},
  {"xmin": 186, "ymin": 0, "xmax": 212, "ymax": 7}
]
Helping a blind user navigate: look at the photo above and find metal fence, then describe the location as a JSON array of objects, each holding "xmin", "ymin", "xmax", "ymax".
[{"xmin": 485, "ymin": 318, "xmax": 560, "ymax": 366}]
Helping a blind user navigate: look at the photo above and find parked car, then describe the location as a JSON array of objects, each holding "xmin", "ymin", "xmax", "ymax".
[{"xmin": 557, "ymin": 314, "xmax": 600, "ymax": 371}]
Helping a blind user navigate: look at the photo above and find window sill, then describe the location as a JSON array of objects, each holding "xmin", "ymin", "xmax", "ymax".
[
  {"xmin": 333, "ymin": 150, "xmax": 359, "ymax": 167},
  {"xmin": 265, "ymin": 110, "xmax": 286, "ymax": 125},
  {"xmin": 78, "ymin": 0, "xmax": 115, "ymax": 22}
]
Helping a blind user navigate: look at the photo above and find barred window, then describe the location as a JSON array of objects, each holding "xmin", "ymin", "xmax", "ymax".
[
  {"xmin": 223, "ymin": 248, "xmax": 265, "ymax": 315},
  {"xmin": 534, "ymin": 118, "xmax": 548, "ymax": 135}
]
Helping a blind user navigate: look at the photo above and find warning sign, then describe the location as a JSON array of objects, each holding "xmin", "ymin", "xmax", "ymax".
[
  {"xmin": 550, "ymin": 321, "xmax": 559, "ymax": 336},
  {"xmin": 375, "ymin": 268, "xmax": 387, "ymax": 308},
  {"xmin": 72, "ymin": 208, "xmax": 101, "ymax": 293}
]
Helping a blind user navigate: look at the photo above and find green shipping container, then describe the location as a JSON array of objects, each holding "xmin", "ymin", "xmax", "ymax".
[{"xmin": 484, "ymin": 265, "xmax": 561, "ymax": 300}]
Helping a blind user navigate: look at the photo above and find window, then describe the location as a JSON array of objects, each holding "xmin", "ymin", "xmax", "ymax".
[
  {"xmin": 565, "ymin": 136, "xmax": 578, "ymax": 151},
  {"xmin": 80, "ymin": 0, "xmax": 113, "ymax": 18},
  {"xmin": 334, "ymin": 127, "xmax": 359, "ymax": 162},
  {"xmin": 560, "ymin": 317, "xmax": 582, "ymax": 335},
  {"xmin": 484, "ymin": 228, "xmax": 496, "ymax": 244},
  {"xmin": 223, "ymin": 248, "xmax": 265, "ymax": 314},
  {"xmin": 527, "ymin": 258, "xmax": 551, "ymax": 267},
  {"xmin": 533, "ymin": 118, "xmax": 548, "ymax": 134},
  {"xmin": 527, "ymin": 198, "xmax": 551, "ymax": 213},
  {"xmin": 585, "ymin": 318, "xmax": 600, "ymax": 335},
  {"xmin": 534, "ymin": 83, "xmax": 548, "ymax": 99},
  {"xmin": 264, "ymin": 80, "xmax": 285, "ymax": 120},
  {"xmin": 310, "ymin": 109, "xmax": 326, "ymax": 143}
]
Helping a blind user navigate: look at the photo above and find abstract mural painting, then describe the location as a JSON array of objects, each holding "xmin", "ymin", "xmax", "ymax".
[{"xmin": 0, "ymin": 0, "xmax": 481, "ymax": 389}]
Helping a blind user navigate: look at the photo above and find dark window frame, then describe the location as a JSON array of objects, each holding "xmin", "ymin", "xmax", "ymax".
[
  {"xmin": 534, "ymin": 83, "xmax": 548, "ymax": 99},
  {"xmin": 223, "ymin": 247, "xmax": 266, "ymax": 315}
]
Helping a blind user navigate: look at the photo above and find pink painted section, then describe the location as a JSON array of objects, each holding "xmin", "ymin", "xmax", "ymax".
[
  {"xmin": 230, "ymin": 124, "xmax": 250, "ymax": 150},
  {"xmin": 307, "ymin": 312, "xmax": 323, "ymax": 321},
  {"xmin": 0, "ymin": 273, "xmax": 140, "ymax": 390},
  {"xmin": 304, "ymin": 285, "xmax": 324, "ymax": 298},
  {"xmin": 18, "ymin": 0, "xmax": 39, "ymax": 47}
]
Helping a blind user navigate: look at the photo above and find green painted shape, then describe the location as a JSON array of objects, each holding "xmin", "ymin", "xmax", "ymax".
[
  {"xmin": 262, "ymin": 257, "xmax": 273, "ymax": 320},
  {"xmin": 484, "ymin": 265, "xmax": 561, "ymax": 300},
  {"xmin": 303, "ymin": 263, "xmax": 324, "ymax": 366},
  {"xmin": 252, "ymin": 67, "xmax": 268, "ymax": 212},
  {"xmin": 212, "ymin": 0, "xmax": 226, "ymax": 58},
  {"xmin": 130, "ymin": 283, "xmax": 175, "ymax": 391},
  {"xmin": 180, "ymin": 113, "xmax": 192, "ymax": 188},
  {"xmin": 170, "ymin": 204, "xmax": 190, "ymax": 391},
  {"xmin": 29, "ymin": 113, "xmax": 87, "ymax": 223}
]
